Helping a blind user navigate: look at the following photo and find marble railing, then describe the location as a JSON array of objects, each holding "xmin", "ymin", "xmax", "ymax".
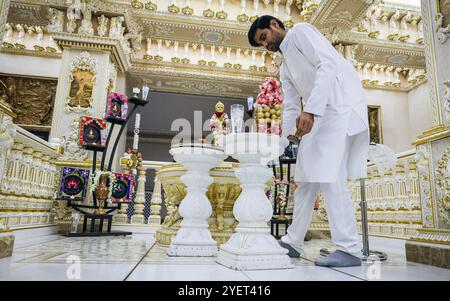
[
  {"xmin": 349, "ymin": 149, "xmax": 423, "ymax": 238},
  {"xmin": 0, "ymin": 117, "xmax": 60, "ymax": 230},
  {"xmin": 113, "ymin": 160, "xmax": 168, "ymax": 226}
]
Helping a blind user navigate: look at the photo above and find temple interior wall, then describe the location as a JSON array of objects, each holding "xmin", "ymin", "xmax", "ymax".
[
  {"xmin": 0, "ymin": 52, "xmax": 60, "ymax": 78},
  {"xmin": 407, "ymin": 82, "xmax": 432, "ymax": 141}
]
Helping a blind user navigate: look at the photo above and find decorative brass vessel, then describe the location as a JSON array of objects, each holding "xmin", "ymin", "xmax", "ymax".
[{"xmin": 94, "ymin": 174, "xmax": 109, "ymax": 215}]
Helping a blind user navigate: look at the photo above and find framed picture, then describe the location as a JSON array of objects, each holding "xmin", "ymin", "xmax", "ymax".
[
  {"xmin": 111, "ymin": 173, "xmax": 135, "ymax": 203},
  {"xmin": 105, "ymin": 92, "xmax": 128, "ymax": 123},
  {"xmin": 368, "ymin": 105, "xmax": 383, "ymax": 144},
  {"xmin": 58, "ymin": 167, "xmax": 90, "ymax": 201},
  {"xmin": 79, "ymin": 116, "xmax": 107, "ymax": 150}
]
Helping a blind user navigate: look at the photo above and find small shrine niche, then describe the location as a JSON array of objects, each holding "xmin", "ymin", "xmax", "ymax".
[
  {"xmin": 105, "ymin": 93, "xmax": 128, "ymax": 123},
  {"xmin": 79, "ymin": 116, "xmax": 107, "ymax": 150}
]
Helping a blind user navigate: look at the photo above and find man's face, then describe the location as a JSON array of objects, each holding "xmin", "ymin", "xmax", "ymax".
[{"xmin": 254, "ymin": 21, "xmax": 284, "ymax": 52}]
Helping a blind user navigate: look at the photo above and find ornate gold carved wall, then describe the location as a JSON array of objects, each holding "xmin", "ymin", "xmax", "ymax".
[{"xmin": 0, "ymin": 75, "xmax": 56, "ymax": 128}]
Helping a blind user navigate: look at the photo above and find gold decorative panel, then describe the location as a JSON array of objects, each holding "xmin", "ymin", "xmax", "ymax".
[
  {"xmin": 67, "ymin": 69, "xmax": 94, "ymax": 108},
  {"xmin": 0, "ymin": 75, "xmax": 56, "ymax": 128},
  {"xmin": 368, "ymin": 105, "xmax": 382, "ymax": 144}
]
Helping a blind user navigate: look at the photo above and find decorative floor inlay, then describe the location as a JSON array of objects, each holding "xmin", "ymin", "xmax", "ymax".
[{"xmin": 14, "ymin": 236, "xmax": 154, "ymax": 264}]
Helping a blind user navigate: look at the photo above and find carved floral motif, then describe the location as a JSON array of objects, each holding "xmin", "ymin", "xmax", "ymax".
[
  {"xmin": 435, "ymin": 146, "xmax": 450, "ymax": 226},
  {"xmin": 416, "ymin": 144, "xmax": 435, "ymax": 228}
]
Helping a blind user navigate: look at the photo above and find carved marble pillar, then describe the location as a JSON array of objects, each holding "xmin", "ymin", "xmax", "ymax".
[
  {"xmin": 49, "ymin": 30, "xmax": 130, "ymax": 163},
  {"xmin": 148, "ymin": 175, "xmax": 162, "ymax": 226},
  {"xmin": 131, "ymin": 167, "xmax": 147, "ymax": 224},
  {"xmin": 405, "ymin": 0, "xmax": 450, "ymax": 269}
]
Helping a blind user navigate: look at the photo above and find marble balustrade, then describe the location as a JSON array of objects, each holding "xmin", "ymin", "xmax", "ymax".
[
  {"xmin": 349, "ymin": 149, "xmax": 423, "ymax": 238},
  {"xmin": 0, "ymin": 124, "xmax": 60, "ymax": 230},
  {"xmin": 114, "ymin": 160, "xmax": 167, "ymax": 226}
]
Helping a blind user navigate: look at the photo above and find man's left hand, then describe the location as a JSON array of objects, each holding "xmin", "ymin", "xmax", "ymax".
[{"xmin": 295, "ymin": 112, "xmax": 314, "ymax": 137}]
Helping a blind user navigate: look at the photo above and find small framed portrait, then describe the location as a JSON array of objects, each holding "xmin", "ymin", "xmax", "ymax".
[
  {"xmin": 368, "ymin": 105, "xmax": 383, "ymax": 144},
  {"xmin": 58, "ymin": 167, "xmax": 90, "ymax": 201},
  {"xmin": 79, "ymin": 116, "xmax": 107, "ymax": 150},
  {"xmin": 111, "ymin": 173, "xmax": 135, "ymax": 203},
  {"xmin": 105, "ymin": 92, "xmax": 128, "ymax": 123}
]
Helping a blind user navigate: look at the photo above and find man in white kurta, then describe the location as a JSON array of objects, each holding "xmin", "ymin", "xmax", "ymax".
[{"xmin": 248, "ymin": 16, "xmax": 369, "ymax": 267}]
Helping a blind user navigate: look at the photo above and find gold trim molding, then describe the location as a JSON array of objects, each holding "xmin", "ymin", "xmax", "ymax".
[{"xmin": 413, "ymin": 125, "xmax": 450, "ymax": 145}]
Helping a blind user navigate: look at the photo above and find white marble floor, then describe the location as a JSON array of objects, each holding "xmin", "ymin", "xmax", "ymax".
[{"xmin": 1, "ymin": 233, "xmax": 449, "ymax": 281}]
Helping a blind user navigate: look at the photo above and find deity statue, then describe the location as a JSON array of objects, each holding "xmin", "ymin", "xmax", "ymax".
[
  {"xmin": 47, "ymin": 8, "xmax": 64, "ymax": 33},
  {"xmin": 97, "ymin": 15, "xmax": 109, "ymax": 37},
  {"xmin": 399, "ymin": 11, "xmax": 412, "ymax": 42},
  {"xmin": 362, "ymin": 63, "xmax": 371, "ymax": 84},
  {"xmin": 393, "ymin": 67, "xmax": 402, "ymax": 87},
  {"xmin": 2, "ymin": 23, "xmax": 14, "ymax": 48},
  {"xmin": 109, "ymin": 16, "xmax": 125, "ymax": 39},
  {"xmin": 78, "ymin": 4, "xmax": 94, "ymax": 35},
  {"xmin": 401, "ymin": 12, "xmax": 411, "ymax": 34},
  {"xmin": 388, "ymin": 10, "xmax": 401, "ymax": 40},
  {"xmin": 34, "ymin": 26, "xmax": 44, "ymax": 51},
  {"xmin": 209, "ymin": 101, "xmax": 229, "ymax": 146},
  {"xmin": 368, "ymin": 6, "xmax": 381, "ymax": 38},
  {"xmin": 385, "ymin": 66, "xmax": 394, "ymax": 86},
  {"xmin": 66, "ymin": 5, "xmax": 79, "ymax": 33},
  {"xmin": 358, "ymin": 17, "xmax": 370, "ymax": 33},
  {"xmin": 14, "ymin": 24, "xmax": 25, "ymax": 49}
]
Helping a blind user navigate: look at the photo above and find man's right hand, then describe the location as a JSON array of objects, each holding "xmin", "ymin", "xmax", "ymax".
[
  {"xmin": 287, "ymin": 135, "xmax": 301, "ymax": 144},
  {"xmin": 295, "ymin": 112, "xmax": 314, "ymax": 137}
]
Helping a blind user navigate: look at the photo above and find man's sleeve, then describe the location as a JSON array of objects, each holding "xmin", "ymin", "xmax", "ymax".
[
  {"xmin": 291, "ymin": 23, "xmax": 337, "ymax": 117},
  {"xmin": 280, "ymin": 68, "xmax": 301, "ymax": 144}
]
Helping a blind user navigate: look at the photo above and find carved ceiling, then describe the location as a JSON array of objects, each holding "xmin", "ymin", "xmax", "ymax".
[
  {"xmin": 309, "ymin": 0, "xmax": 372, "ymax": 30},
  {"xmin": 1, "ymin": 0, "xmax": 427, "ymax": 98}
]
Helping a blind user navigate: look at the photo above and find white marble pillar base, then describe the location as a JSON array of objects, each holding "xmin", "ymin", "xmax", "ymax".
[
  {"xmin": 167, "ymin": 145, "xmax": 225, "ymax": 257},
  {"xmin": 167, "ymin": 232, "xmax": 218, "ymax": 257},
  {"xmin": 217, "ymin": 230, "xmax": 292, "ymax": 270},
  {"xmin": 217, "ymin": 133, "xmax": 293, "ymax": 270}
]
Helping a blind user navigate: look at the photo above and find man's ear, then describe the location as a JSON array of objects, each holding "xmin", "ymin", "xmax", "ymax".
[{"xmin": 270, "ymin": 19, "xmax": 279, "ymax": 29}]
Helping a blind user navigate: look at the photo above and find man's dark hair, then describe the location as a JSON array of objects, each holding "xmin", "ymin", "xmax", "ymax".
[{"xmin": 248, "ymin": 15, "xmax": 286, "ymax": 47}]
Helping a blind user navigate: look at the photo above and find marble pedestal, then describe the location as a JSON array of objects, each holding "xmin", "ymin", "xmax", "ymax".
[
  {"xmin": 0, "ymin": 233, "xmax": 14, "ymax": 259},
  {"xmin": 167, "ymin": 144, "xmax": 226, "ymax": 257},
  {"xmin": 217, "ymin": 133, "xmax": 292, "ymax": 270}
]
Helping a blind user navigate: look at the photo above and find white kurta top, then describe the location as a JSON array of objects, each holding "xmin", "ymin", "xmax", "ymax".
[{"xmin": 279, "ymin": 23, "xmax": 369, "ymax": 183}]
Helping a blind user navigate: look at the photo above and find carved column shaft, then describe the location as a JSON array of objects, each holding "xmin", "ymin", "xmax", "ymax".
[
  {"xmin": 131, "ymin": 167, "xmax": 146, "ymax": 224},
  {"xmin": 420, "ymin": 0, "xmax": 449, "ymax": 126},
  {"xmin": 148, "ymin": 175, "xmax": 162, "ymax": 226}
]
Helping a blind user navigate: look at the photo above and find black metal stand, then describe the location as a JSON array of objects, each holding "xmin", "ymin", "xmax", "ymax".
[
  {"xmin": 270, "ymin": 157, "xmax": 295, "ymax": 239},
  {"xmin": 63, "ymin": 95, "xmax": 149, "ymax": 237}
]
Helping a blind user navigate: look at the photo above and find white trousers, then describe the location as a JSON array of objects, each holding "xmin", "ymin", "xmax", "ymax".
[{"xmin": 281, "ymin": 135, "xmax": 361, "ymax": 258}]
